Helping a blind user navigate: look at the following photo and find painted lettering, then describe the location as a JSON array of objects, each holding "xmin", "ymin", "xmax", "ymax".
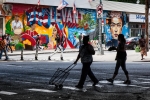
[
  {"xmin": 136, "ymin": 15, "xmax": 145, "ymax": 20},
  {"xmin": 62, "ymin": 8, "xmax": 67, "ymax": 23},
  {"xmin": 50, "ymin": 7, "xmax": 55, "ymax": 23},
  {"xmin": 66, "ymin": 9, "xmax": 72, "ymax": 23}
]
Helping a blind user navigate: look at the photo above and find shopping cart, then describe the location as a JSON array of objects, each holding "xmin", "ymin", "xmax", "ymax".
[{"xmin": 49, "ymin": 63, "xmax": 76, "ymax": 89}]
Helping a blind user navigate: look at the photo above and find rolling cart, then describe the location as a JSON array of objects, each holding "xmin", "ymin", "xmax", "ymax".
[{"xmin": 49, "ymin": 63, "xmax": 76, "ymax": 89}]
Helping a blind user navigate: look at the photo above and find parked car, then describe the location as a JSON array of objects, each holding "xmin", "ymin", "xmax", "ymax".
[{"xmin": 125, "ymin": 37, "xmax": 140, "ymax": 50}]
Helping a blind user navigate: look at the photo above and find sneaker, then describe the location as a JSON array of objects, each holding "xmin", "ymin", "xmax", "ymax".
[
  {"xmin": 61, "ymin": 57, "xmax": 63, "ymax": 60},
  {"xmin": 75, "ymin": 85, "xmax": 83, "ymax": 89},
  {"xmin": 123, "ymin": 80, "xmax": 131, "ymax": 84},
  {"xmin": 93, "ymin": 81, "xmax": 99, "ymax": 86},
  {"xmin": 106, "ymin": 78, "xmax": 114, "ymax": 83},
  {"xmin": 4, "ymin": 58, "xmax": 9, "ymax": 61}
]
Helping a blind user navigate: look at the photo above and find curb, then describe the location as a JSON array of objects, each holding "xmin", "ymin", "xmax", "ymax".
[
  {"xmin": 133, "ymin": 60, "xmax": 150, "ymax": 62},
  {"xmin": 8, "ymin": 49, "xmax": 108, "ymax": 56},
  {"xmin": 8, "ymin": 50, "xmax": 79, "ymax": 56}
]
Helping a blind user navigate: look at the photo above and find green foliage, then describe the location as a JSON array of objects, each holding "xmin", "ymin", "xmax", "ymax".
[
  {"xmin": 74, "ymin": 32, "xmax": 79, "ymax": 39},
  {"xmin": 5, "ymin": 16, "xmax": 14, "ymax": 36},
  {"xmin": 15, "ymin": 42, "xmax": 24, "ymax": 50},
  {"xmin": 108, "ymin": 0, "xmax": 145, "ymax": 4},
  {"xmin": 78, "ymin": 14, "xmax": 96, "ymax": 30}
]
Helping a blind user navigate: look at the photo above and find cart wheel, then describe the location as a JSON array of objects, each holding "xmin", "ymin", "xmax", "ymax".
[
  {"xmin": 49, "ymin": 82, "xmax": 53, "ymax": 85},
  {"xmin": 55, "ymin": 84, "xmax": 58, "ymax": 88},
  {"xmin": 59, "ymin": 84, "xmax": 63, "ymax": 89},
  {"xmin": 48, "ymin": 56, "xmax": 51, "ymax": 60}
]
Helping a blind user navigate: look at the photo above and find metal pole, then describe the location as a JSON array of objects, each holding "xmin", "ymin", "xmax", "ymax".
[
  {"xmin": 145, "ymin": 0, "xmax": 149, "ymax": 51},
  {"xmin": 98, "ymin": 0, "xmax": 104, "ymax": 55}
]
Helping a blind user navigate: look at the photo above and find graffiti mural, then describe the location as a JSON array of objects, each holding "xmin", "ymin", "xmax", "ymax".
[
  {"xmin": 103, "ymin": 11, "xmax": 129, "ymax": 47},
  {"xmin": 5, "ymin": 4, "xmax": 96, "ymax": 50}
]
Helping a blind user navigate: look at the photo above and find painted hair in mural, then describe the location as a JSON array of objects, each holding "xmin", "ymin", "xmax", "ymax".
[{"xmin": 103, "ymin": 11, "xmax": 129, "ymax": 47}]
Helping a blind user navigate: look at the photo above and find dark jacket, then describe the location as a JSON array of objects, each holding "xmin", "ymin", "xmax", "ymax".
[{"xmin": 116, "ymin": 42, "xmax": 127, "ymax": 60}]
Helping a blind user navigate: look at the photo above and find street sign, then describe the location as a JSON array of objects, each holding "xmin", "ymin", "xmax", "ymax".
[
  {"xmin": 96, "ymin": 4, "xmax": 103, "ymax": 18},
  {"xmin": 102, "ymin": 20, "xmax": 104, "ymax": 26}
]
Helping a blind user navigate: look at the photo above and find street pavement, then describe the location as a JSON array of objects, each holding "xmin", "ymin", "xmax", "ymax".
[
  {"xmin": 0, "ymin": 62, "xmax": 150, "ymax": 100},
  {"xmin": 2, "ymin": 48, "xmax": 150, "ymax": 62}
]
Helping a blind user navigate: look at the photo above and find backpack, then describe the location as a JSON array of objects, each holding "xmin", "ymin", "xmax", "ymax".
[
  {"xmin": 0, "ymin": 40, "xmax": 6, "ymax": 50},
  {"xmin": 79, "ymin": 45, "xmax": 93, "ymax": 63},
  {"xmin": 139, "ymin": 39, "xmax": 145, "ymax": 47}
]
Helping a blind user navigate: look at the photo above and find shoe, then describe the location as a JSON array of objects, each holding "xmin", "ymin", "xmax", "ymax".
[
  {"xmin": 93, "ymin": 81, "xmax": 99, "ymax": 86},
  {"xmin": 123, "ymin": 80, "xmax": 131, "ymax": 84},
  {"xmin": 75, "ymin": 85, "xmax": 83, "ymax": 89},
  {"xmin": 106, "ymin": 78, "xmax": 114, "ymax": 83},
  {"xmin": 11, "ymin": 51, "xmax": 13, "ymax": 53},
  {"xmin": 4, "ymin": 58, "xmax": 9, "ymax": 61},
  {"xmin": 61, "ymin": 57, "xmax": 63, "ymax": 60}
]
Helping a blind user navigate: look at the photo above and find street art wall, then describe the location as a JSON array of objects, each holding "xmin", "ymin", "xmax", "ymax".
[
  {"xmin": 103, "ymin": 11, "xmax": 129, "ymax": 47},
  {"xmin": 5, "ymin": 4, "xmax": 96, "ymax": 50}
]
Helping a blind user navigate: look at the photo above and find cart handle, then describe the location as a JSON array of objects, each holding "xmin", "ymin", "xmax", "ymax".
[{"xmin": 65, "ymin": 63, "xmax": 76, "ymax": 72}]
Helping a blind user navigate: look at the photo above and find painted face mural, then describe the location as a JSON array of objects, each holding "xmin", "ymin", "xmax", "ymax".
[
  {"xmin": 52, "ymin": 26, "xmax": 58, "ymax": 39},
  {"xmin": 110, "ymin": 17, "xmax": 122, "ymax": 39},
  {"xmin": 103, "ymin": 11, "xmax": 129, "ymax": 47}
]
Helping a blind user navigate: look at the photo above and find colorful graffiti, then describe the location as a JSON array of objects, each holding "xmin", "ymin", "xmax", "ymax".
[
  {"xmin": 5, "ymin": 4, "xmax": 96, "ymax": 50},
  {"xmin": 103, "ymin": 11, "xmax": 129, "ymax": 47}
]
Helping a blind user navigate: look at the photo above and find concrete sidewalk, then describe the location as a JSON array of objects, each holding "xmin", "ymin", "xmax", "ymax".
[
  {"xmin": 7, "ymin": 49, "xmax": 150, "ymax": 62},
  {"xmin": 94, "ymin": 50, "xmax": 150, "ymax": 62},
  {"xmin": 8, "ymin": 49, "xmax": 79, "ymax": 56}
]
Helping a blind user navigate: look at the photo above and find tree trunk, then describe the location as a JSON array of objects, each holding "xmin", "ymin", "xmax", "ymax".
[{"xmin": 145, "ymin": 0, "xmax": 149, "ymax": 51}]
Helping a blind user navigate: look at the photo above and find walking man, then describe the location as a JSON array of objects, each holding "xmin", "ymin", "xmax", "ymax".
[
  {"xmin": 6, "ymin": 34, "xmax": 13, "ymax": 53},
  {"xmin": 48, "ymin": 34, "xmax": 64, "ymax": 60},
  {"xmin": 35, "ymin": 35, "xmax": 41, "ymax": 60},
  {"xmin": 107, "ymin": 34, "xmax": 130, "ymax": 84},
  {"xmin": 139, "ymin": 35, "xmax": 147, "ymax": 60},
  {"xmin": 0, "ymin": 35, "xmax": 9, "ymax": 60},
  {"xmin": 74, "ymin": 35, "xmax": 98, "ymax": 89}
]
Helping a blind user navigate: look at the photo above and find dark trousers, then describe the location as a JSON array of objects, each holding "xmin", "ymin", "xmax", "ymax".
[
  {"xmin": 36, "ymin": 43, "xmax": 42, "ymax": 49},
  {"xmin": 114, "ymin": 59, "xmax": 128, "ymax": 75},
  {"xmin": 78, "ymin": 62, "xmax": 98, "ymax": 86},
  {"xmin": 0, "ymin": 47, "xmax": 9, "ymax": 59},
  {"xmin": 55, "ymin": 44, "xmax": 61, "ymax": 51},
  {"xmin": 6, "ymin": 44, "xmax": 12, "ymax": 52}
]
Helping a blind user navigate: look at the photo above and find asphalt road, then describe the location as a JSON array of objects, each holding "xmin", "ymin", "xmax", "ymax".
[{"xmin": 0, "ymin": 61, "xmax": 150, "ymax": 100}]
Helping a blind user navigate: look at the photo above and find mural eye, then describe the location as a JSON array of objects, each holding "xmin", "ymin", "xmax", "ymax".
[
  {"xmin": 117, "ymin": 24, "xmax": 121, "ymax": 27},
  {"xmin": 111, "ymin": 24, "xmax": 115, "ymax": 27}
]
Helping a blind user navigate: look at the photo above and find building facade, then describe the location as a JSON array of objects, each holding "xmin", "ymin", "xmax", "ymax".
[{"xmin": 1, "ymin": 0, "xmax": 148, "ymax": 49}]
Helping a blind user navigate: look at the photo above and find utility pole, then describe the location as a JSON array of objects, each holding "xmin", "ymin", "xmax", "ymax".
[
  {"xmin": 97, "ymin": 0, "xmax": 104, "ymax": 55},
  {"xmin": 145, "ymin": 0, "xmax": 149, "ymax": 51}
]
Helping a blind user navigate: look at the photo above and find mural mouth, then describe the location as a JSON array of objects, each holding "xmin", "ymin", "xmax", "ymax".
[{"xmin": 114, "ymin": 34, "xmax": 118, "ymax": 37}]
